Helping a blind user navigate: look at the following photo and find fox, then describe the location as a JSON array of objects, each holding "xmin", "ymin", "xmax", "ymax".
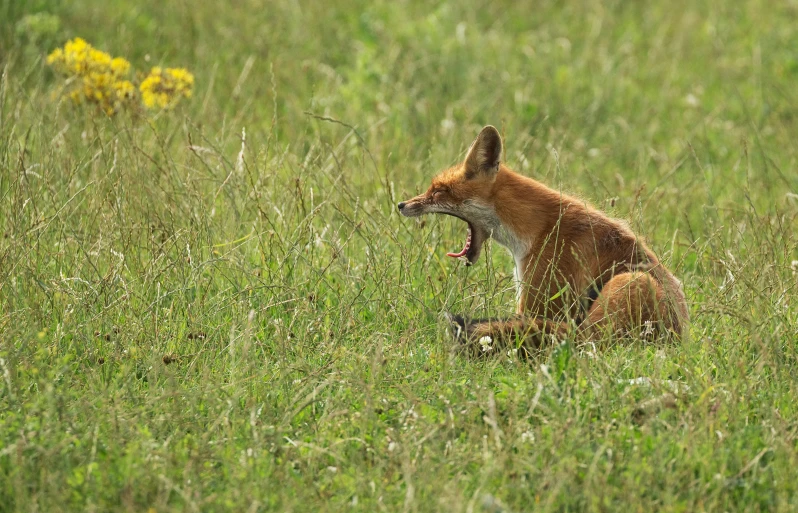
[{"xmin": 398, "ymin": 125, "xmax": 689, "ymax": 354}]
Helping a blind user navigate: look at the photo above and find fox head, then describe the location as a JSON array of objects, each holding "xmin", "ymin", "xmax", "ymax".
[{"xmin": 398, "ymin": 125, "xmax": 504, "ymax": 265}]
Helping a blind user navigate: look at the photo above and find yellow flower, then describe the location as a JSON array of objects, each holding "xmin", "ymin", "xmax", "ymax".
[
  {"xmin": 114, "ymin": 80, "xmax": 136, "ymax": 100},
  {"xmin": 48, "ymin": 38, "xmax": 194, "ymax": 115},
  {"xmin": 67, "ymin": 37, "xmax": 88, "ymax": 51},
  {"xmin": 46, "ymin": 47, "xmax": 63, "ymax": 65},
  {"xmin": 89, "ymin": 48, "xmax": 111, "ymax": 68},
  {"xmin": 110, "ymin": 57, "xmax": 131, "ymax": 77},
  {"xmin": 139, "ymin": 67, "xmax": 194, "ymax": 109}
]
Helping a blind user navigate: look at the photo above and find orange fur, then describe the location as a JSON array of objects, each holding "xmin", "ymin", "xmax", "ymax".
[{"xmin": 399, "ymin": 126, "xmax": 689, "ymax": 352}]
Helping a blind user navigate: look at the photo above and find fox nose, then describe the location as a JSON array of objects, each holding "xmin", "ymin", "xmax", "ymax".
[{"xmin": 397, "ymin": 202, "xmax": 406, "ymax": 211}]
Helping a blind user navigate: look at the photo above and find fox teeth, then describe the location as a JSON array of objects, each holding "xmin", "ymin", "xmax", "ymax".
[{"xmin": 446, "ymin": 226, "xmax": 472, "ymax": 259}]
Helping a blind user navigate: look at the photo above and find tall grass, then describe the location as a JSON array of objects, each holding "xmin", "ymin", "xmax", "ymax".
[{"xmin": 1, "ymin": 0, "xmax": 797, "ymax": 511}]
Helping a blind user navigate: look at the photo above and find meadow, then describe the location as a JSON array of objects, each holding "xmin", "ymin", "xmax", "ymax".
[{"xmin": 1, "ymin": 0, "xmax": 797, "ymax": 511}]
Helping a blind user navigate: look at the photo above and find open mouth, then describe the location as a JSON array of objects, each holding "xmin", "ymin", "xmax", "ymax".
[
  {"xmin": 442, "ymin": 219, "xmax": 482, "ymax": 265},
  {"xmin": 446, "ymin": 223, "xmax": 473, "ymax": 259}
]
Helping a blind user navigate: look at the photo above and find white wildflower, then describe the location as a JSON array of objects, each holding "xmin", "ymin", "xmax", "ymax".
[
  {"xmin": 440, "ymin": 118, "xmax": 455, "ymax": 134},
  {"xmin": 685, "ymin": 93, "xmax": 700, "ymax": 107},
  {"xmin": 521, "ymin": 430, "xmax": 535, "ymax": 444},
  {"xmin": 641, "ymin": 320, "xmax": 655, "ymax": 337}
]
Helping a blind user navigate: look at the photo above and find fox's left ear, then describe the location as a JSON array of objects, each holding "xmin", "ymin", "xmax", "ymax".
[{"xmin": 464, "ymin": 125, "xmax": 502, "ymax": 179}]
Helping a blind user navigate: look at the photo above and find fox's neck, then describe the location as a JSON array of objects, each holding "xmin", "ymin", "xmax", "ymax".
[
  {"xmin": 488, "ymin": 167, "xmax": 587, "ymax": 258},
  {"xmin": 482, "ymin": 167, "xmax": 602, "ymax": 310}
]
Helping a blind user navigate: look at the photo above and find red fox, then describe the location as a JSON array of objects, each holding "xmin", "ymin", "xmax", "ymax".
[{"xmin": 398, "ymin": 126, "xmax": 689, "ymax": 353}]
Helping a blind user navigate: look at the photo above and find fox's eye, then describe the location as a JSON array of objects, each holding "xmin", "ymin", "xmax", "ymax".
[{"xmin": 432, "ymin": 190, "xmax": 444, "ymax": 198}]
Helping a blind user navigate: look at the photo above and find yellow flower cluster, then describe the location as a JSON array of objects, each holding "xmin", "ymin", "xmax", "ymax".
[
  {"xmin": 47, "ymin": 38, "xmax": 135, "ymax": 115},
  {"xmin": 47, "ymin": 38, "xmax": 194, "ymax": 116},
  {"xmin": 139, "ymin": 67, "xmax": 195, "ymax": 109}
]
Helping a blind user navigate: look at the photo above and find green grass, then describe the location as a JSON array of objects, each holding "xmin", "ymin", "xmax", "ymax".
[{"xmin": 2, "ymin": 0, "xmax": 798, "ymax": 511}]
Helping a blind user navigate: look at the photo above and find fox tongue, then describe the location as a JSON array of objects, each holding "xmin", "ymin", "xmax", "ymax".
[{"xmin": 447, "ymin": 227, "xmax": 472, "ymax": 258}]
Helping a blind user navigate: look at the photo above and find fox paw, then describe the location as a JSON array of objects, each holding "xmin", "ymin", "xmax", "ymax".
[
  {"xmin": 443, "ymin": 312, "xmax": 468, "ymax": 343},
  {"xmin": 443, "ymin": 312, "xmax": 497, "ymax": 354}
]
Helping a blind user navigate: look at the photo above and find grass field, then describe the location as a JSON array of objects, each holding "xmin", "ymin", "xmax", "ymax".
[{"xmin": 2, "ymin": 0, "xmax": 798, "ymax": 511}]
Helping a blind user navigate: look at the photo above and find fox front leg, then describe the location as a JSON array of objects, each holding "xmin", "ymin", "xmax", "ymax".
[{"xmin": 444, "ymin": 313, "xmax": 571, "ymax": 357}]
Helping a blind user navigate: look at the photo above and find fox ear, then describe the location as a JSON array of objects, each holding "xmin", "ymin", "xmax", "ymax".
[{"xmin": 464, "ymin": 125, "xmax": 502, "ymax": 179}]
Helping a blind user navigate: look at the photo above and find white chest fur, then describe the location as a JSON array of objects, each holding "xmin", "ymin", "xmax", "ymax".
[{"xmin": 458, "ymin": 200, "xmax": 531, "ymax": 303}]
